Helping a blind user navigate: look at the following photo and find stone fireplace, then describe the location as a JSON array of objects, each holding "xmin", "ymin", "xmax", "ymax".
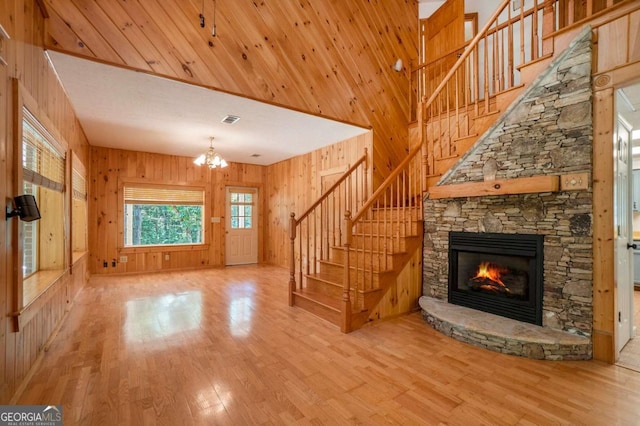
[{"xmin": 420, "ymin": 29, "xmax": 594, "ymax": 360}]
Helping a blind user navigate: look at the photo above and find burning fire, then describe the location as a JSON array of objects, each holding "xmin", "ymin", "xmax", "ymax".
[{"xmin": 473, "ymin": 262, "xmax": 510, "ymax": 292}]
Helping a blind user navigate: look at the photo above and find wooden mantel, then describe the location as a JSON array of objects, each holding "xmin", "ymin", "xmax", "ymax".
[{"xmin": 427, "ymin": 173, "xmax": 589, "ymax": 199}]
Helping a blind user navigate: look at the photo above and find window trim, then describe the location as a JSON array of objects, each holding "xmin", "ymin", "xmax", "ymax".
[
  {"xmin": 71, "ymin": 151, "xmax": 88, "ymax": 265},
  {"xmin": 11, "ymin": 79, "xmax": 69, "ymax": 321},
  {"xmin": 117, "ymin": 178, "xmax": 210, "ymax": 252}
]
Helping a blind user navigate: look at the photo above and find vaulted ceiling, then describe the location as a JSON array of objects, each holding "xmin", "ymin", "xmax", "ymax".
[{"xmin": 41, "ymin": 0, "xmax": 419, "ymax": 180}]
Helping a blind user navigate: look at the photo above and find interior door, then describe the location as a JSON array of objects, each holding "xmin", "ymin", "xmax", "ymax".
[
  {"xmin": 419, "ymin": 0, "xmax": 464, "ymax": 109},
  {"xmin": 225, "ymin": 187, "xmax": 258, "ymax": 266},
  {"xmin": 615, "ymin": 111, "xmax": 633, "ymax": 353},
  {"xmin": 420, "ymin": 0, "xmax": 464, "ymax": 64}
]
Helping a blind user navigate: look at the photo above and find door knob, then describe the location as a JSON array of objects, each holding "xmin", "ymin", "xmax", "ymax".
[{"xmin": 627, "ymin": 243, "xmax": 637, "ymax": 249}]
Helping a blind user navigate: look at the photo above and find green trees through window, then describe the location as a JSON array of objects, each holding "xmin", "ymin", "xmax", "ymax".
[
  {"xmin": 123, "ymin": 185, "xmax": 205, "ymax": 247},
  {"xmin": 124, "ymin": 205, "xmax": 203, "ymax": 246}
]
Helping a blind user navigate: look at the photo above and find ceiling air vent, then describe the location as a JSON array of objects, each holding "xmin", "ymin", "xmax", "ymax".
[
  {"xmin": 250, "ymin": 154, "xmax": 261, "ymax": 158},
  {"xmin": 221, "ymin": 115, "xmax": 240, "ymax": 124}
]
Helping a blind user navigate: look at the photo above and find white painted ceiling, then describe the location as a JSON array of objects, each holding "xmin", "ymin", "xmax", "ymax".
[{"xmin": 46, "ymin": 51, "xmax": 369, "ymax": 166}]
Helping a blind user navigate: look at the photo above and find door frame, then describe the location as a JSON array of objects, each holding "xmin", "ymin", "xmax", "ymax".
[
  {"xmin": 223, "ymin": 184, "xmax": 262, "ymax": 265},
  {"xmin": 614, "ymin": 109, "xmax": 634, "ymax": 354},
  {"xmin": 592, "ymin": 63, "xmax": 640, "ymax": 363}
]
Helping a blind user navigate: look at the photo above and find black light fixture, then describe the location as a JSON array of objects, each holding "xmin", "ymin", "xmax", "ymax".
[{"xmin": 6, "ymin": 195, "xmax": 41, "ymax": 222}]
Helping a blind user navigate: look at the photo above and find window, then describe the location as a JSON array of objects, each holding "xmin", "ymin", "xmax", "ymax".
[
  {"xmin": 19, "ymin": 108, "xmax": 66, "ymax": 306},
  {"xmin": 229, "ymin": 191, "xmax": 253, "ymax": 229},
  {"xmin": 71, "ymin": 155, "xmax": 88, "ymax": 261},
  {"xmin": 123, "ymin": 185, "xmax": 204, "ymax": 246},
  {"xmin": 22, "ymin": 109, "xmax": 66, "ymax": 280}
]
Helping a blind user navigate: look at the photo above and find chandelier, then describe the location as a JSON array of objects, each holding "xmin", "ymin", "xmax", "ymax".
[{"xmin": 194, "ymin": 136, "xmax": 228, "ymax": 168}]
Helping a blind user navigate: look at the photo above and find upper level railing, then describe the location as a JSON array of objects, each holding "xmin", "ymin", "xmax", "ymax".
[{"xmin": 412, "ymin": 0, "xmax": 629, "ymax": 124}]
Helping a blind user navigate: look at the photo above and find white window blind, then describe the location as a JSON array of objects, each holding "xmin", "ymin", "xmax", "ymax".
[
  {"xmin": 22, "ymin": 108, "xmax": 65, "ymax": 192},
  {"xmin": 72, "ymin": 168, "xmax": 87, "ymax": 200},
  {"xmin": 124, "ymin": 186, "xmax": 204, "ymax": 205}
]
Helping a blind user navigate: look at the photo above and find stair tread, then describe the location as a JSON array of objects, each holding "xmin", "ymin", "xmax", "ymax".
[
  {"xmin": 472, "ymin": 109, "xmax": 502, "ymax": 120},
  {"xmin": 331, "ymin": 246, "xmax": 409, "ymax": 256},
  {"xmin": 452, "ymin": 133, "xmax": 478, "ymax": 142},
  {"xmin": 293, "ymin": 288, "xmax": 341, "ymax": 310},
  {"xmin": 319, "ymin": 260, "xmax": 395, "ymax": 275},
  {"xmin": 305, "ymin": 271, "xmax": 342, "ymax": 285},
  {"xmin": 352, "ymin": 232, "xmax": 420, "ymax": 239},
  {"xmin": 356, "ymin": 218, "xmax": 422, "ymax": 223}
]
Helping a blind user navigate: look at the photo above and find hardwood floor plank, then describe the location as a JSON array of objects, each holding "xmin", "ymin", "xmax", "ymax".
[{"xmin": 15, "ymin": 265, "xmax": 640, "ymax": 424}]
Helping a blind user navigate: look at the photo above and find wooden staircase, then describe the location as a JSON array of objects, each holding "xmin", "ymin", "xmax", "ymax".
[
  {"xmin": 289, "ymin": 0, "xmax": 615, "ymax": 332},
  {"xmin": 292, "ymin": 207, "xmax": 422, "ymax": 330}
]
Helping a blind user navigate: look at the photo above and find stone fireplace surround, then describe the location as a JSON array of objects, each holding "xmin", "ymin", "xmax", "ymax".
[{"xmin": 420, "ymin": 29, "xmax": 594, "ymax": 360}]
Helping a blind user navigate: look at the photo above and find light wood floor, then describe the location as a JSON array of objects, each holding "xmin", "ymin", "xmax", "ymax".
[{"xmin": 18, "ymin": 265, "xmax": 640, "ymax": 424}]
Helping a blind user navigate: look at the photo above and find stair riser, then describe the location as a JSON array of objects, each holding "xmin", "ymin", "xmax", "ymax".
[
  {"xmin": 355, "ymin": 222, "xmax": 420, "ymax": 236},
  {"xmin": 330, "ymin": 249, "xmax": 399, "ymax": 271},
  {"xmin": 316, "ymin": 263, "xmax": 387, "ymax": 288},
  {"xmin": 292, "ymin": 294, "xmax": 341, "ymax": 326},
  {"xmin": 350, "ymin": 237, "xmax": 408, "ymax": 252},
  {"xmin": 370, "ymin": 210, "xmax": 421, "ymax": 221},
  {"xmin": 306, "ymin": 277, "xmax": 343, "ymax": 298}
]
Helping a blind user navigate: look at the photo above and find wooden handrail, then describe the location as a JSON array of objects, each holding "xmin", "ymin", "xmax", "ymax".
[
  {"xmin": 485, "ymin": 3, "xmax": 546, "ymax": 36},
  {"xmin": 351, "ymin": 143, "xmax": 422, "ymax": 223},
  {"xmin": 423, "ymin": 0, "xmax": 511, "ymax": 106},
  {"xmin": 412, "ymin": 44, "xmax": 467, "ymax": 72},
  {"xmin": 295, "ymin": 150, "xmax": 367, "ymax": 224}
]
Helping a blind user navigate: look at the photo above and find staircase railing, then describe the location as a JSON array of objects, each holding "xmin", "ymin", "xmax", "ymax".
[
  {"xmin": 290, "ymin": 0, "xmax": 624, "ymax": 331},
  {"xmin": 420, "ymin": 0, "xmax": 554, "ymax": 175},
  {"xmin": 288, "ymin": 149, "xmax": 369, "ymax": 306},
  {"xmin": 341, "ymin": 0, "xmax": 541, "ymax": 330},
  {"xmin": 413, "ymin": 0, "xmax": 628, "ymax": 174}
]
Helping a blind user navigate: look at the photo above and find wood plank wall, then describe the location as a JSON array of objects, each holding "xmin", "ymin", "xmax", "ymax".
[
  {"xmin": 90, "ymin": 132, "xmax": 371, "ymax": 273},
  {"xmin": 41, "ymin": 0, "xmax": 418, "ymax": 187},
  {"xmin": 89, "ymin": 146, "xmax": 266, "ymax": 274},
  {"xmin": 264, "ymin": 132, "xmax": 372, "ymax": 267},
  {"xmin": 0, "ymin": 1, "xmax": 91, "ymax": 403}
]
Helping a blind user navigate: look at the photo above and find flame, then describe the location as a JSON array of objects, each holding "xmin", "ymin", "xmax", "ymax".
[{"xmin": 474, "ymin": 262, "xmax": 507, "ymax": 287}]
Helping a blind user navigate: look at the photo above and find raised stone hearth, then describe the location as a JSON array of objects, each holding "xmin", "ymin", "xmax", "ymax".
[{"xmin": 420, "ymin": 297, "xmax": 591, "ymax": 360}]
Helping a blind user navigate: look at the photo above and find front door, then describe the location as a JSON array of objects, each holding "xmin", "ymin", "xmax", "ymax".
[
  {"xmin": 225, "ymin": 187, "xmax": 258, "ymax": 265},
  {"xmin": 615, "ymin": 107, "xmax": 633, "ymax": 354}
]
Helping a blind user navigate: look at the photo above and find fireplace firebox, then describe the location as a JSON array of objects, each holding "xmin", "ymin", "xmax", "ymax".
[{"xmin": 448, "ymin": 232, "xmax": 543, "ymax": 325}]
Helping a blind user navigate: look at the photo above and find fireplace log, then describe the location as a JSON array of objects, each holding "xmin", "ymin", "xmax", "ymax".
[
  {"xmin": 468, "ymin": 277, "xmax": 511, "ymax": 294},
  {"xmin": 468, "ymin": 274, "xmax": 527, "ymax": 297}
]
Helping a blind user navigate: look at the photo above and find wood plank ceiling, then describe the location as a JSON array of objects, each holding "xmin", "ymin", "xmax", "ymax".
[{"xmin": 41, "ymin": 0, "xmax": 419, "ymax": 183}]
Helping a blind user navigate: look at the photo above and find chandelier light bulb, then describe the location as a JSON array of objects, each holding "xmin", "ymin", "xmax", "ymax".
[{"xmin": 195, "ymin": 136, "xmax": 228, "ymax": 169}]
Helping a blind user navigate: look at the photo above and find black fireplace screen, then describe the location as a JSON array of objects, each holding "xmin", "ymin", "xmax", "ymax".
[{"xmin": 448, "ymin": 232, "xmax": 543, "ymax": 325}]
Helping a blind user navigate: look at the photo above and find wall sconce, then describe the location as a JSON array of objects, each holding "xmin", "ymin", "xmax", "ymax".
[{"xmin": 6, "ymin": 195, "xmax": 41, "ymax": 222}]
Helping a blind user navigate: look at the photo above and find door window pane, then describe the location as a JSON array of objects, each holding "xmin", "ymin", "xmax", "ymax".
[{"xmin": 229, "ymin": 192, "xmax": 254, "ymax": 229}]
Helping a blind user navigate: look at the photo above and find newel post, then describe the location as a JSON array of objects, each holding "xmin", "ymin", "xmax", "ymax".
[
  {"xmin": 288, "ymin": 213, "xmax": 296, "ymax": 307},
  {"xmin": 341, "ymin": 211, "xmax": 352, "ymax": 333}
]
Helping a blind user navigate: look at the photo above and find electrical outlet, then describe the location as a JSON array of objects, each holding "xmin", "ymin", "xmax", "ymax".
[
  {"xmin": 120, "ymin": 256, "xmax": 128, "ymax": 263},
  {"xmin": 112, "ymin": 260, "xmax": 117, "ymax": 267},
  {"xmin": 103, "ymin": 261, "xmax": 108, "ymax": 268},
  {"xmin": 164, "ymin": 254, "xmax": 170, "ymax": 261}
]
